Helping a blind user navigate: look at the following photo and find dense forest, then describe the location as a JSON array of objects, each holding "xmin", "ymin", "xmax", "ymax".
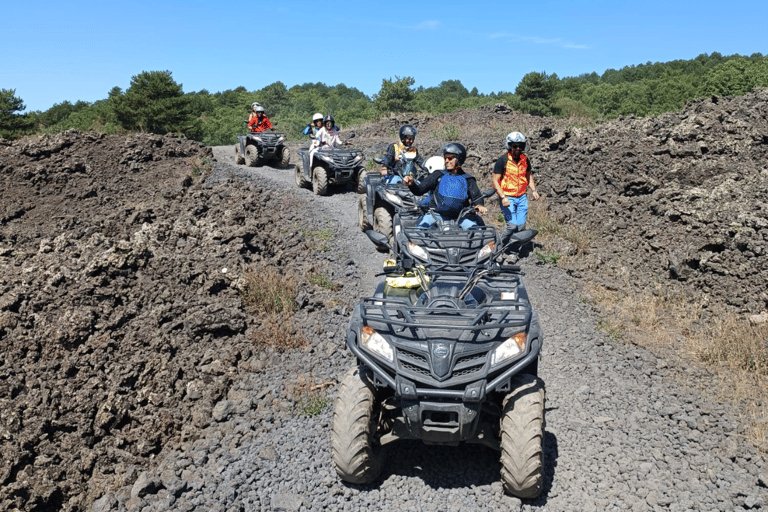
[{"xmin": 2, "ymin": 52, "xmax": 767, "ymax": 144}]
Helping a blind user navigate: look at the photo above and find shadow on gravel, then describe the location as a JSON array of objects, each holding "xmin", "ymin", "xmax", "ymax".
[{"xmin": 345, "ymin": 431, "xmax": 560, "ymax": 504}]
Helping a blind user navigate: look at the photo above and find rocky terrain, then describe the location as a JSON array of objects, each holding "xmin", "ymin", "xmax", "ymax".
[{"xmin": 0, "ymin": 89, "xmax": 767, "ymax": 511}]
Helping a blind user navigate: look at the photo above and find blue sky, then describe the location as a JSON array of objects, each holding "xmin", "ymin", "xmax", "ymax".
[{"xmin": 3, "ymin": 0, "xmax": 766, "ymax": 112}]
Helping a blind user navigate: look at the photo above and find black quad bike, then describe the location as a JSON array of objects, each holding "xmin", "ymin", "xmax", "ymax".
[
  {"xmin": 234, "ymin": 127, "xmax": 290, "ymax": 168},
  {"xmin": 332, "ymin": 229, "xmax": 545, "ymax": 499},
  {"xmin": 358, "ymin": 152, "xmax": 431, "ymax": 249},
  {"xmin": 295, "ymin": 133, "xmax": 365, "ymax": 196}
]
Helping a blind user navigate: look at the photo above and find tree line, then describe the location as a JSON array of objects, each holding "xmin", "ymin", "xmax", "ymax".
[{"xmin": 2, "ymin": 52, "xmax": 766, "ymax": 143}]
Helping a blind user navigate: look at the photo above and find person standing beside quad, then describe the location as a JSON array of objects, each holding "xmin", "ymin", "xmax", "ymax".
[
  {"xmin": 402, "ymin": 142, "xmax": 487, "ymax": 229},
  {"xmin": 493, "ymin": 131, "xmax": 540, "ymax": 262},
  {"xmin": 380, "ymin": 124, "xmax": 425, "ymax": 183},
  {"xmin": 248, "ymin": 105, "xmax": 273, "ymax": 133}
]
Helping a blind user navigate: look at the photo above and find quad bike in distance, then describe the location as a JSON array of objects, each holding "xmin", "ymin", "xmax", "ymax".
[
  {"xmin": 358, "ymin": 151, "xmax": 437, "ymax": 250},
  {"xmin": 332, "ymin": 229, "xmax": 545, "ymax": 499},
  {"xmin": 234, "ymin": 124, "xmax": 290, "ymax": 168},
  {"xmin": 295, "ymin": 133, "xmax": 365, "ymax": 196}
]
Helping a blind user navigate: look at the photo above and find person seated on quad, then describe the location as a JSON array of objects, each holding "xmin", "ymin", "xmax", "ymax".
[
  {"xmin": 402, "ymin": 142, "xmax": 487, "ymax": 229},
  {"xmin": 313, "ymin": 115, "xmax": 343, "ymax": 150},
  {"xmin": 302, "ymin": 112, "xmax": 324, "ymax": 138},
  {"xmin": 380, "ymin": 124, "xmax": 425, "ymax": 184},
  {"xmin": 247, "ymin": 102, "xmax": 262, "ymax": 123},
  {"xmin": 248, "ymin": 105, "xmax": 273, "ymax": 133},
  {"xmin": 309, "ymin": 115, "xmax": 344, "ymax": 167}
]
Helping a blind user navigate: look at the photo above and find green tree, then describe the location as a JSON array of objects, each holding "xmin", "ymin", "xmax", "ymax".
[
  {"xmin": 112, "ymin": 70, "xmax": 193, "ymax": 134},
  {"xmin": 374, "ymin": 76, "xmax": 416, "ymax": 115},
  {"xmin": 0, "ymin": 89, "xmax": 34, "ymax": 139},
  {"xmin": 515, "ymin": 71, "xmax": 559, "ymax": 116}
]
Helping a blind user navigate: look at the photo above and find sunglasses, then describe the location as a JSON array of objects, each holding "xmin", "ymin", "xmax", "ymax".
[{"xmin": 510, "ymin": 144, "xmax": 525, "ymax": 149}]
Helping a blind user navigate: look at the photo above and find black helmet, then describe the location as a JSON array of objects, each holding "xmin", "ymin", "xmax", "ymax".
[
  {"xmin": 399, "ymin": 124, "xmax": 417, "ymax": 145},
  {"xmin": 442, "ymin": 142, "xmax": 467, "ymax": 165},
  {"xmin": 323, "ymin": 114, "xmax": 335, "ymax": 126}
]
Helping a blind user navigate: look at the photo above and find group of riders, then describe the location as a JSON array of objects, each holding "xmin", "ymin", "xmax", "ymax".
[
  {"xmin": 376, "ymin": 123, "xmax": 540, "ymax": 261},
  {"xmin": 247, "ymin": 102, "xmax": 540, "ymax": 261}
]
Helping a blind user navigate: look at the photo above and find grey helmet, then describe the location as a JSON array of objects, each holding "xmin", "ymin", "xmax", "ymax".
[
  {"xmin": 253, "ymin": 105, "xmax": 266, "ymax": 114},
  {"xmin": 505, "ymin": 131, "xmax": 527, "ymax": 150},
  {"xmin": 399, "ymin": 124, "xmax": 418, "ymax": 146},
  {"xmin": 442, "ymin": 142, "xmax": 467, "ymax": 165}
]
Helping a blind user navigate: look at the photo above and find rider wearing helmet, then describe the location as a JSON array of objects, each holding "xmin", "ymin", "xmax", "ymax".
[
  {"xmin": 380, "ymin": 124, "xmax": 426, "ymax": 180},
  {"xmin": 402, "ymin": 142, "xmax": 487, "ymax": 229},
  {"xmin": 493, "ymin": 131, "xmax": 540, "ymax": 260},
  {"xmin": 302, "ymin": 112, "xmax": 324, "ymax": 138},
  {"xmin": 309, "ymin": 114, "xmax": 344, "ymax": 166},
  {"xmin": 247, "ymin": 102, "xmax": 263, "ymax": 124},
  {"xmin": 248, "ymin": 105, "xmax": 273, "ymax": 133}
]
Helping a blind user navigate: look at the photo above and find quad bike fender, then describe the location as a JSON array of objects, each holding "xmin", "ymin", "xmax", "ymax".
[
  {"xmin": 236, "ymin": 136, "xmax": 248, "ymax": 156},
  {"xmin": 297, "ymin": 148, "xmax": 312, "ymax": 181}
]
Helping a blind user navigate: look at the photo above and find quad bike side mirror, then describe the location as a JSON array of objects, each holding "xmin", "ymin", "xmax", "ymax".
[{"xmin": 364, "ymin": 229, "xmax": 391, "ymax": 252}]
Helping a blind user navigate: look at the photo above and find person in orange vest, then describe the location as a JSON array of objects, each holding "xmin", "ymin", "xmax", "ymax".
[
  {"xmin": 492, "ymin": 131, "xmax": 540, "ymax": 262},
  {"xmin": 248, "ymin": 105, "xmax": 273, "ymax": 133}
]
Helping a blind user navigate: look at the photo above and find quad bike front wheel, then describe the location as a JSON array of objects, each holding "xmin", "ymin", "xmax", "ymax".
[
  {"xmin": 356, "ymin": 168, "xmax": 368, "ymax": 194},
  {"xmin": 500, "ymin": 373, "xmax": 545, "ymax": 499},
  {"xmin": 235, "ymin": 144, "xmax": 245, "ymax": 165},
  {"xmin": 373, "ymin": 205, "xmax": 394, "ymax": 250},
  {"xmin": 280, "ymin": 146, "xmax": 291, "ymax": 167},
  {"xmin": 312, "ymin": 166, "xmax": 329, "ymax": 196},
  {"xmin": 295, "ymin": 164, "xmax": 310, "ymax": 189},
  {"xmin": 358, "ymin": 195, "xmax": 372, "ymax": 231},
  {"xmin": 244, "ymin": 144, "xmax": 260, "ymax": 167},
  {"xmin": 332, "ymin": 366, "xmax": 386, "ymax": 484}
]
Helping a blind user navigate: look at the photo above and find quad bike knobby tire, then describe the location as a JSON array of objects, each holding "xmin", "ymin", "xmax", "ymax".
[
  {"xmin": 312, "ymin": 166, "xmax": 329, "ymax": 196},
  {"xmin": 500, "ymin": 373, "xmax": 545, "ymax": 499},
  {"xmin": 280, "ymin": 146, "xmax": 291, "ymax": 167},
  {"xmin": 295, "ymin": 164, "xmax": 310, "ymax": 189},
  {"xmin": 245, "ymin": 144, "xmax": 260, "ymax": 167},
  {"xmin": 358, "ymin": 195, "xmax": 372, "ymax": 231},
  {"xmin": 235, "ymin": 144, "xmax": 245, "ymax": 165},
  {"xmin": 356, "ymin": 168, "xmax": 368, "ymax": 194},
  {"xmin": 373, "ymin": 205, "xmax": 394, "ymax": 249},
  {"xmin": 332, "ymin": 366, "xmax": 386, "ymax": 484}
]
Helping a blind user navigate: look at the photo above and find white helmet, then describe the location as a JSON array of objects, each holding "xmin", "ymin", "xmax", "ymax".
[
  {"xmin": 251, "ymin": 102, "xmax": 262, "ymax": 110},
  {"xmin": 253, "ymin": 105, "xmax": 265, "ymax": 114},
  {"xmin": 505, "ymin": 131, "xmax": 527, "ymax": 150},
  {"xmin": 424, "ymin": 155, "xmax": 444, "ymax": 173},
  {"xmin": 312, "ymin": 112, "xmax": 323, "ymax": 122}
]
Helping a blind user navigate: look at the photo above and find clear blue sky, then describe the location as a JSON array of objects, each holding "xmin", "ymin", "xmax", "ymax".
[{"xmin": 3, "ymin": 0, "xmax": 766, "ymax": 113}]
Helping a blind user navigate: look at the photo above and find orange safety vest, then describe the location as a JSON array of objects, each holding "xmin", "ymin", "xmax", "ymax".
[{"xmin": 500, "ymin": 153, "xmax": 530, "ymax": 197}]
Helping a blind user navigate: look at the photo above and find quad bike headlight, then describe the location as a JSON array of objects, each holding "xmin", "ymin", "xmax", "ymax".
[
  {"xmin": 361, "ymin": 326, "xmax": 394, "ymax": 362},
  {"xmin": 407, "ymin": 242, "xmax": 429, "ymax": 261},
  {"xmin": 352, "ymin": 154, "xmax": 364, "ymax": 164},
  {"xmin": 491, "ymin": 332, "xmax": 527, "ymax": 366},
  {"xmin": 278, "ymin": 135, "xmax": 286, "ymax": 142},
  {"xmin": 477, "ymin": 241, "xmax": 495, "ymax": 261},
  {"xmin": 384, "ymin": 191, "xmax": 404, "ymax": 206}
]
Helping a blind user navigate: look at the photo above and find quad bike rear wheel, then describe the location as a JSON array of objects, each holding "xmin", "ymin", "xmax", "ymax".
[
  {"xmin": 358, "ymin": 195, "xmax": 372, "ymax": 231},
  {"xmin": 280, "ymin": 146, "xmax": 291, "ymax": 167},
  {"xmin": 245, "ymin": 144, "xmax": 260, "ymax": 167},
  {"xmin": 356, "ymin": 168, "xmax": 368, "ymax": 194},
  {"xmin": 332, "ymin": 366, "xmax": 386, "ymax": 484},
  {"xmin": 312, "ymin": 166, "xmax": 329, "ymax": 196},
  {"xmin": 500, "ymin": 373, "xmax": 545, "ymax": 499},
  {"xmin": 235, "ymin": 144, "xmax": 245, "ymax": 165},
  {"xmin": 295, "ymin": 164, "xmax": 310, "ymax": 189}
]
